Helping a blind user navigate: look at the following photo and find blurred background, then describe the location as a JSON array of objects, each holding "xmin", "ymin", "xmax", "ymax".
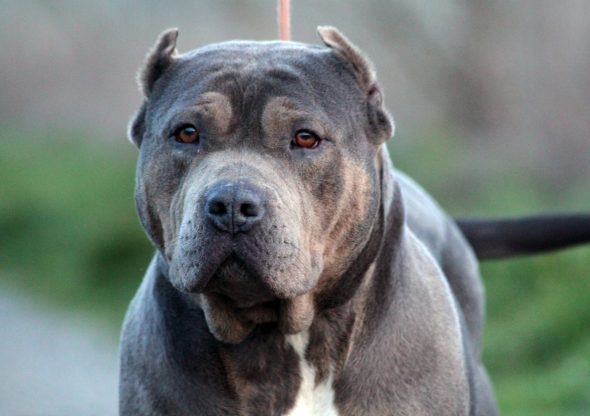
[{"xmin": 1, "ymin": 1, "xmax": 589, "ymax": 414}]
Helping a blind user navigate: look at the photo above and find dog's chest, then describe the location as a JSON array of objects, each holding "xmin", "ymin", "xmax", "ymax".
[{"xmin": 284, "ymin": 332, "xmax": 339, "ymax": 416}]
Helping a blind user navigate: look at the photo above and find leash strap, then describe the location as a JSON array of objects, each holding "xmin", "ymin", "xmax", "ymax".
[{"xmin": 278, "ymin": 0, "xmax": 291, "ymax": 40}]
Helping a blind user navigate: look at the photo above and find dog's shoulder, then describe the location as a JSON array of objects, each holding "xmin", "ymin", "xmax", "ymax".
[{"xmin": 334, "ymin": 227, "xmax": 470, "ymax": 414}]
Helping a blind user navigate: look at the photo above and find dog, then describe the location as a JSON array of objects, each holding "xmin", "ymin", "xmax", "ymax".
[{"xmin": 120, "ymin": 27, "xmax": 590, "ymax": 415}]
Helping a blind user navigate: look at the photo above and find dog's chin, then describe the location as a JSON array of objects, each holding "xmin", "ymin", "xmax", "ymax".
[
  {"xmin": 206, "ymin": 256, "xmax": 276, "ymax": 305},
  {"xmin": 199, "ymin": 291, "xmax": 316, "ymax": 344},
  {"xmin": 193, "ymin": 258, "xmax": 317, "ymax": 344}
]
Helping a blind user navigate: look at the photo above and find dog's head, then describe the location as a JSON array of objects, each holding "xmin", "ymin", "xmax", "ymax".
[{"xmin": 129, "ymin": 27, "xmax": 394, "ymax": 343}]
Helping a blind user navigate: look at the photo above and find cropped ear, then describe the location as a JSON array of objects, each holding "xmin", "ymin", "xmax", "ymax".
[
  {"xmin": 138, "ymin": 28, "xmax": 179, "ymax": 97},
  {"xmin": 128, "ymin": 28, "xmax": 178, "ymax": 147},
  {"xmin": 317, "ymin": 26, "xmax": 394, "ymax": 144}
]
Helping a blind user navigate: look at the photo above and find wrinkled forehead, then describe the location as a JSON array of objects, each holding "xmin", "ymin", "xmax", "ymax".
[{"xmin": 150, "ymin": 40, "xmax": 363, "ymax": 118}]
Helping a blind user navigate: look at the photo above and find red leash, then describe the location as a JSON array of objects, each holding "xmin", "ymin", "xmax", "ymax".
[{"xmin": 278, "ymin": 0, "xmax": 291, "ymax": 41}]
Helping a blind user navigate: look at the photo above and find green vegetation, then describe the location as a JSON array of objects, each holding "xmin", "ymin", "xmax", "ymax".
[
  {"xmin": 2, "ymin": 129, "xmax": 589, "ymax": 414},
  {"xmin": 0, "ymin": 129, "xmax": 151, "ymax": 325}
]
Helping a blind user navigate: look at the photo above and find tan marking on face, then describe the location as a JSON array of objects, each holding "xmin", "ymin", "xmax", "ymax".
[
  {"xmin": 316, "ymin": 160, "xmax": 372, "ymax": 287},
  {"xmin": 196, "ymin": 91, "xmax": 233, "ymax": 135},
  {"xmin": 261, "ymin": 96, "xmax": 313, "ymax": 146}
]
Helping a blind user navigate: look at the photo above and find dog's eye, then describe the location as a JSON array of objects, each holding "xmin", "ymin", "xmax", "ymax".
[
  {"xmin": 292, "ymin": 130, "xmax": 320, "ymax": 149},
  {"xmin": 174, "ymin": 125, "xmax": 200, "ymax": 144}
]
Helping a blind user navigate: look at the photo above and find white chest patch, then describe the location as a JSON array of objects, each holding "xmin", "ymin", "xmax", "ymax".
[{"xmin": 284, "ymin": 331, "xmax": 340, "ymax": 416}]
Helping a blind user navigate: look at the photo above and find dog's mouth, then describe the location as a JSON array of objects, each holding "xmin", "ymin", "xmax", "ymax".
[
  {"xmin": 202, "ymin": 254, "xmax": 280, "ymax": 322},
  {"xmin": 205, "ymin": 254, "xmax": 275, "ymax": 302}
]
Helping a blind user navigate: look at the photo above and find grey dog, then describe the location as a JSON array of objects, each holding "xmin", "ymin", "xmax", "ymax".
[{"xmin": 120, "ymin": 27, "xmax": 590, "ymax": 415}]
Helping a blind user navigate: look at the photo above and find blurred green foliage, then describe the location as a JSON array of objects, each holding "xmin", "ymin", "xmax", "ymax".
[
  {"xmin": 0, "ymin": 128, "xmax": 152, "ymax": 324},
  {"xmin": 1, "ymin": 129, "xmax": 589, "ymax": 414}
]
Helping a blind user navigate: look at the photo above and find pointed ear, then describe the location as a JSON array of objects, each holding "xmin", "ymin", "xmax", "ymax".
[
  {"xmin": 138, "ymin": 28, "xmax": 179, "ymax": 97},
  {"xmin": 317, "ymin": 26, "xmax": 394, "ymax": 144}
]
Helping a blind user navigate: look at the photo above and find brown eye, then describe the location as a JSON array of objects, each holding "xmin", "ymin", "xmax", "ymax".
[
  {"xmin": 292, "ymin": 130, "xmax": 320, "ymax": 149},
  {"xmin": 174, "ymin": 125, "xmax": 199, "ymax": 144}
]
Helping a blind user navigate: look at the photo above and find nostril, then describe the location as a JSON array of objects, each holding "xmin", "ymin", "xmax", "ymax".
[
  {"xmin": 240, "ymin": 202, "xmax": 260, "ymax": 218},
  {"xmin": 204, "ymin": 182, "xmax": 266, "ymax": 233},
  {"xmin": 208, "ymin": 201, "xmax": 227, "ymax": 216}
]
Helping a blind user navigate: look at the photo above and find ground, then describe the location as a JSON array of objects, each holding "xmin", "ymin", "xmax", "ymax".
[{"xmin": 0, "ymin": 285, "xmax": 118, "ymax": 416}]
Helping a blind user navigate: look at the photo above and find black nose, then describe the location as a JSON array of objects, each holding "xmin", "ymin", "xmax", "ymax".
[{"xmin": 204, "ymin": 182, "xmax": 266, "ymax": 234}]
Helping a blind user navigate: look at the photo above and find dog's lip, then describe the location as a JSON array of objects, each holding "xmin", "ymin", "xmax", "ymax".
[
  {"xmin": 182, "ymin": 250, "xmax": 236, "ymax": 294},
  {"xmin": 202, "ymin": 253, "xmax": 277, "ymax": 300}
]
